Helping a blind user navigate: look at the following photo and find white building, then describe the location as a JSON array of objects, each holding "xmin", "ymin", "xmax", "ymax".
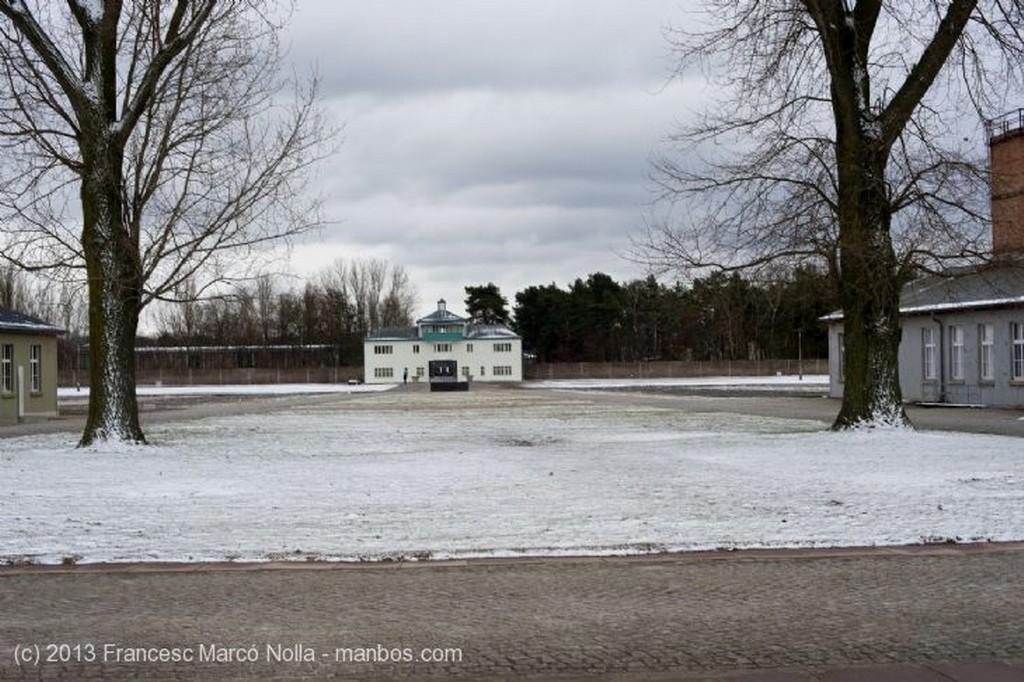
[
  {"xmin": 364, "ymin": 299, "xmax": 523, "ymax": 385},
  {"xmin": 0, "ymin": 305, "xmax": 63, "ymax": 423},
  {"xmin": 826, "ymin": 263, "xmax": 1024, "ymax": 407},
  {"xmin": 826, "ymin": 110, "xmax": 1024, "ymax": 408}
]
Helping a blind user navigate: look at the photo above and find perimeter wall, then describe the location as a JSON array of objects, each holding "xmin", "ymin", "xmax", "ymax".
[{"xmin": 58, "ymin": 359, "xmax": 826, "ymax": 387}]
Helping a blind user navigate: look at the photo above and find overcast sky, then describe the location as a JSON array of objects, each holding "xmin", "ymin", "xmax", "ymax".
[{"xmin": 281, "ymin": 1, "xmax": 702, "ymax": 316}]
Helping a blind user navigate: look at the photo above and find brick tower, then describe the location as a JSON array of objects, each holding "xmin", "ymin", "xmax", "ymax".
[{"xmin": 989, "ymin": 109, "xmax": 1024, "ymax": 258}]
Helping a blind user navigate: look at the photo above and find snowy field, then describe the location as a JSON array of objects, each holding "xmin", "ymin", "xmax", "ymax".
[
  {"xmin": 57, "ymin": 382, "xmax": 392, "ymax": 398},
  {"xmin": 527, "ymin": 374, "xmax": 830, "ymax": 392},
  {"xmin": 2, "ymin": 384, "xmax": 1022, "ymax": 565}
]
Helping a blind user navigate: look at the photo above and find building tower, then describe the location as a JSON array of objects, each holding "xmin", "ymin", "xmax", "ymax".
[{"xmin": 989, "ymin": 109, "xmax": 1024, "ymax": 258}]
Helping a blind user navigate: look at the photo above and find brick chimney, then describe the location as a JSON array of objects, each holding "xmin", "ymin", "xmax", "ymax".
[{"xmin": 989, "ymin": 109, "xmax": 1024, "ymax": 258}]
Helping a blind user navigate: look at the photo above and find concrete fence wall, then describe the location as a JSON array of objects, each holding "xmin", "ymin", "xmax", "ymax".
[
  {"xmin": 524, "ymin": 359, "xmax": 827, "ymax": 381},
  {"xmin": 58, "ymin": 358, "xmax": 827, "ymax": 387},
  {"xmin": 60, "ymin": 366, "xmax": 365, "ymax": 388}
]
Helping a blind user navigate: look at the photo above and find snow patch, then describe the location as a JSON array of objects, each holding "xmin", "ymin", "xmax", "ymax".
[
  {"xmin": 59, "ymin": 383, "xmax": 396, "ymax": 398},
  {"xmin": 3, "ymin": 392, "xmax": 1021, "ymax": 565},
  {"xmin": 527, "ymin": 375, "xmax": 829, "ymax": 391}
]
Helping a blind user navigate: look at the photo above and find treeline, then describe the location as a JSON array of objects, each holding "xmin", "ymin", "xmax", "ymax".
[
  {"xmin": 512, "ymin": 268, "xmax": 837, "ymax": 363},
  {"xmin": 147, "ymin": 259, "xmax": 417, "ymax": 365},
  {"xmin": 6, "ymin": 258, "xmax": 837, "ymax": 367}
]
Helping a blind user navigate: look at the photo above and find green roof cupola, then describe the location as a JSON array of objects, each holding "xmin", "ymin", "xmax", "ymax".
[{"xmin": 417, "ymin": 298, "xmax": 468, "ymax": 341}]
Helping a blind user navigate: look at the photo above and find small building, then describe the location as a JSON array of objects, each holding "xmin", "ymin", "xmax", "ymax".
[
  {"xmin": 364, "ymin": 299, "xmax": 523, "ymax": 384},
  {"xmin": 826, "ymin": 264, "xmax": 1024, "ymax": 406},
  {"xmin": 827, "ymin": 109, "xmax": 1024, "ymax": 408},
  {"xmin": 0, "ymin": 305, "xmax": 63, "ymax": 422}
]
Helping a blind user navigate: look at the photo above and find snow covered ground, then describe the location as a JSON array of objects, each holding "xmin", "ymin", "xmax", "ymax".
[
  {"xmin": 527, "ymin": 374, "xmax": 830, "ymax": 392},
  {"xmin": 3, "ymin": 386, "xmax": 1022, "ymax": 565},
  {"xmin": 57, "ymin": 382, "xmax": 393, "ymax": 398}
]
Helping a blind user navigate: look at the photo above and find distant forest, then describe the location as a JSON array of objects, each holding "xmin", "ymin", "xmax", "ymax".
[
  {"xmin": 143, "ymin": 266, "xmax": 838, "ymax": 365},
  {"xmin": 512, "ymin": 269, "xmax": 837, "ymax": 363},
  {"xmin": 3, "ymin": 260, "xmax": 838, "ymax": 366}
]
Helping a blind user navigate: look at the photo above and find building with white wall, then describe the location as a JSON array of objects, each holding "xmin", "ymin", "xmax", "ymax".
[
  {"xmin": 826, "ymin": 264, "xmax": 1024, "ymax": 407},
  {"xmin": 0, "ymin": 305, "xmax": 63, "ymax": 423},
  {"xmin": 364, "ymin": 299, "xmax": 523, "ymax": 384},
  {"xmin": 826, "ymin": 110, "xmax": 1024, "ymax": 408}
]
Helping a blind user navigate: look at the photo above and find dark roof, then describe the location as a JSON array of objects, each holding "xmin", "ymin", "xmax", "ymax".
[
  {"xmin": 823, "ymin": 261, "xmax": 1024, "ymax": 321},
  {"xmin": 366, "ymin": 323, "xmax": 520, "ymax": 341},
  {"xmin": 368, "ymin": 299, "xmax": 520, "ymax": 341},
  {"xmin": 366, "ymin": 326, "xmax": 419, "ymax": 341},
  {"xmin": 0, "ymin": 305, "xmax": 64, "ymax": 335},
  {"xmin": 416, "ymin": 308, "xmax": 467, "ymax": 325},
  {"xmin": 898, "ymin": 263, "xmax": 1024, "ymax": 315},
  {"xmin": 465, "ymin": 324, "xmax": 520, "ymax": 340}
]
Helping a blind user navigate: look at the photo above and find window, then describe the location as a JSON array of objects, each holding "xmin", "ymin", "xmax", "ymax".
[
  {"xmin": 466, "ymin": 343, "xmax": 474, "ymax": 353},
  {"xmin": 493, "ymin": 365, "xmax": 513, "ymax": 376},
  {"xmin": 435, "ymin": 343, "xmax": 451, "ymax": 353},
  {"xmin": 493, "ymin": 342, "xmax": 512, "ymax": 353},
  {"xmin": 1, "ymin": 344, "xmax": 11, "ymax": 393},
  {"xmin": 30, "ymin": 344, "xmax": 42, "ymax": 393},
  {"xmin": 480, "ymin": 366, "xmax": 486, "ymax": 377},
  {"xmin": 373, "ymin": 345, "xmax": 393, "ymax": 355},
  {"xmin": 837, "ymin": 333, "xmax": 845, "ymax": 383},
  {"xmin": 415, "ymin": 367, "xmax": 425, "ymax": 378},
  {"xmin": 922, "ymin": 327, "xmax": 937, "ymax": 380},
  {"xmin": 979, "ymin": 323, "xmax": 994, "ymax": 382},
  {"xmin": 374, "ymin": 367, "xmax": 394, "ymax": 379},
  {"xmin": 949, "ymin": 325, "xmax": 964, "ymax": 381},
  {"xmin": 1013, "ymin": 322, "xmax": 1024, "ymax": 382},
  {"xmin": 412, "ymin": 344, "xmax": 420, "ymax": 354}
]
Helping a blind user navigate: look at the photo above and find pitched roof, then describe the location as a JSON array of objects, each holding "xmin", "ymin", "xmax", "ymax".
[
  {"xmin": 822, "ymin": 260, "xmax": 1024, "ymax": 321},
  {"xmin": 0, "ymin": 305, "xmax": 64, "ymax": 335},
  {"xmin": 897, "ymin": 263, "xmax": 1024, "ymax": 315},
  {"xmin": 367, "ymin": 298, "xmax": 520, "ymax": 341},
  {"xmin": 416, "ymin": 299, "xmax": 468, "ymax": 325},
  {"xmin": 465, "ymin": 324, "xmax": 520, "ymax": 340},
  {"xmin": 366, "ymin": 326, "xmax": 419, "ymax": 341}
]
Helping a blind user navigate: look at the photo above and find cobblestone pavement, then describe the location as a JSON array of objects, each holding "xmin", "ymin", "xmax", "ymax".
[{"xmin": 1, "ymin": 545, "xmax": 1022, "ymax": 680}]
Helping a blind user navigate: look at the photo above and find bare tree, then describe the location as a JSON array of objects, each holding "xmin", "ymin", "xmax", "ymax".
[
  {"xmin": 333, "ymin": 258, "xmax": 416, "ymax": 334},
  {"xmin": 0, "ymin": 1, "xmax": 333, "ymax": 444},
  {"xmin": 638, "ymin": 1, "xmax": 1023, "ymax": 429},
  {"xmin": 380, "ymin": 264, "xmax": 416, "ymax": 328},
  {"xmin": 0, "ymin": 262, "xmax": 27, "ymax": 310}
]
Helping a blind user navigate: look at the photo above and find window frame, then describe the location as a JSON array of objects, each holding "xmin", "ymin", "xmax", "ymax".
[
  {"xmin": 837, "ymin": 332, "xmax": 845, "ymax": 383},
  {"xmin": 1012, "ymin": 322, "xmax": 1024, "ymax": 382},
  {"xmin": 948, "ymin": 325, "xmax": 964, "ymax": 382},
  {"xmin": 30, "ymin": 344, "xmax": 42, "ymax": 393},
  {"xmin": 979, "ymin": 323, "xmax": 994, "ymax": 382},
  {"xmin": 922, "ymin": 327, "xmax": 937, "ymax": 381},
  {"xmin": 1, "ymin": 343, "xmax": 12, "ymax": 393}
]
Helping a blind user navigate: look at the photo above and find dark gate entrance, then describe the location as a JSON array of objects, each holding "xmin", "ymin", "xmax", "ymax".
[{"xmin": 428, "ymin": 360, "xmax": 469, "ymax": 392}]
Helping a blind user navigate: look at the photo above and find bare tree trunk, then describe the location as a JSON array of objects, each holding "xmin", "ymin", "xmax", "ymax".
[
  {"xmin": 79, "ymin": 129, "xmax": 145, "ymax": 445},
  {"xmin": 832, "ymin": 149, "xmax": 908, "ymax": 428}
]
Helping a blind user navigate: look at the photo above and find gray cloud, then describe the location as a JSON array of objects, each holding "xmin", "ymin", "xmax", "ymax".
[
  {"xmin": 290, "ymin": 1, "xmax": 679, "ymax": 96},
  {"xmin": 285, "ymin": 0, "xmax": 701, "ymax": 313}
]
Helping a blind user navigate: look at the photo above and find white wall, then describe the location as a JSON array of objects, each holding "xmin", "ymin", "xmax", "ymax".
[
  {"xmin": 364, "ymin": 338, "xmax": 523, "ymax": 384},
  {"xmin": 828, "ymin": 309, "xmax": 1024, "ymax": 407}
]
